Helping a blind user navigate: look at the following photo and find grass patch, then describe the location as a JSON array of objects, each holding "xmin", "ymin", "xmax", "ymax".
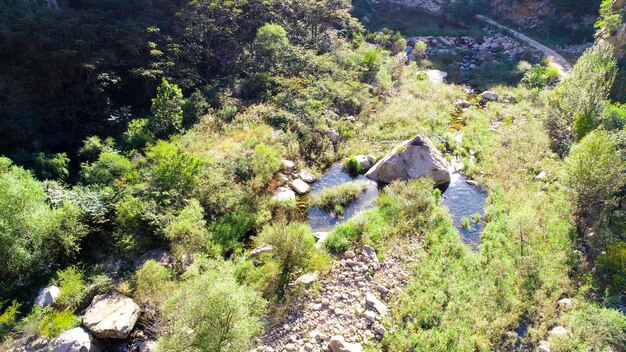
[{"xmin": 309, "ymin": 181, "xmax": 368, "ymax": 215}]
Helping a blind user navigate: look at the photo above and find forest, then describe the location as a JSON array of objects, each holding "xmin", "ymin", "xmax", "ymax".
[{"xmin": 0, "ymin": 0, "xmax": 625, "ymax": 351}]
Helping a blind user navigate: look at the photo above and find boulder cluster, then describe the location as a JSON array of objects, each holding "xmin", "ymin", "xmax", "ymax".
[
  {"xmin": 272, "ymin": 161, "xmax": 318, "ymax": 202},
  {"xmin": 254, "ymin": 245, "xmax": 413, "ymax": 352}
]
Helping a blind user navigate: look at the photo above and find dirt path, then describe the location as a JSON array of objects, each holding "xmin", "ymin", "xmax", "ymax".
[
  {"xmin": 476, "ymin": 15, "xmax": 572, "ymax": 76},
  {"xmin": 254, "ymin": 240, "xmax": 420, "ymax": 352}
]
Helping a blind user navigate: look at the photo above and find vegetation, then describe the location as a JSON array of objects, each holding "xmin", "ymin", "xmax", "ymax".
[
  {"xmin": 0, "ymin": 1, "xmax": 624, "ymax": 351},
  {"xmin": 309, "ymin": 181, "xmax": 368, "ymax": 215}
]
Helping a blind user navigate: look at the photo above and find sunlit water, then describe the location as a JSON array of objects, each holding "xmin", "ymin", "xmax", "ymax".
[{"xmin": 441, "ymin": 172, "xmax": 486, "ymax": 249}]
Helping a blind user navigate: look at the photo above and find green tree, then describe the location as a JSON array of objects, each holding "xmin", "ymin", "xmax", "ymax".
[
  {"xmin": 145, "ymin": 141, "xmax": 204, "ymax": 198},
  {"xmin": 255, "ymin": 23, "xmax": 289, "ymax": 63},
  {"xmin": 158, "ymin": 263, "xmax": 266, "ymax": 352},
  {"xmin": 564, "ymin": 130, "xmax": 625, "ymax": 231},
  {"xmin": 80, "ymin": 151, "xmax": 136, "ymax": 185},
  {"xmin": 151, "ymin": 78, "xmax": 185, "ymax": 138},
  {"xmin": 548, "ymin": 42, "xmax": 617, "ymax": 148}
]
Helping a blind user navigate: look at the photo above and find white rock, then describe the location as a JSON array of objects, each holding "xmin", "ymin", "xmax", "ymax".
[
  {"xmin": 295, "ymin": 273, "xmax": 318, "ymax": 286},
  {"xmin": 249, "ymin": 245, "xmax": 274, "ymax": 259},
  {"xmin": 34, "ymin": 285, "xmax": 60, "ymax": 307},
  {"xmin": 299, "ymin": 170, "xmax": 317, "ymax": 183},
  {"xmin": 425, "ymin": 69, "xmax": 448, "ymax": 83},
  {"xmin": 328, "ymin": 336, "xmax": 364, "ymax": 352},
  {"xmin": 50, "ymin": 327, "xmax": 100, "ymax": 352},
  {"xmin": 281, "ymin": 160, "xmax": 296, "ymax": 173},
  {"xmin": 549, "ymin": 326, "xmax": 568, "ymax": 336},
  {"xmin": 480, "ymin": 91, "xmax": 499, "ymax": 101},
  {"xmin": 272, "ymin": 187, "xmax": 296, "ymax": 203},
  {"xmin": 83, "ymin": 293, "xmax": 140, "ymax": 339},
  {"xmin": 538, "ymin": 340, "xmax": 551, "ymax": 352},
  {"xmin": 365, "ymin": 310, "xmax": 376, "ymax": 322},
  {"xmin": 557, "ymin": 298, "xmax": 572, "ymax": 308},
  {"xmin": 291, "ymin": 179, "xmax": 310, "ymax": 195},
  {"xmin": 536, "ymin": 172, "xmax": 547, "ymax": 180},
  {"xmin": 365, "ymin": 292, "xmax": 388, "ymax": 316},
  {"xmin": 366, "ymin": 135, "xmax": 450, "ymax": 187}
]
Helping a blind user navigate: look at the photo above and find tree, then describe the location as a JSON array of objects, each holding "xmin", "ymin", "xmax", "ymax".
[
  {"xmin": 547, "ymin": 42, "xmax": 617, "ymax": 150},
  {"xmin": 564, "ymin": 130, "xmax": 625, "ymax": 231},
  {"xmin": 151, "ymin": 78, "xmax": 185, "ymax": 138},
  {"xmin": 158, "ymin": 264, "xmax": 266, "ymax": 352},
  {"xmin": 144, "ymin": 141, "xmax": 203, "ymax": 198}
]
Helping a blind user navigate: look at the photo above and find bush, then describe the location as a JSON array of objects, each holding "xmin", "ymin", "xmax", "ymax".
[
  {"xmin": 165, "ymin": 199, "xmax": 209, "ymax": 259},
  {"xmin": 158, "ymin": 264, "xmax": 266, "ymax": 352},
  {"xmin": 80, "ymin": 151, "xmax": 135, "ymax": 185},
  {"xmin": 37, "ymin": 309, "xmax": 79, "ymax": 338},
  {"xmin": 132, "ymin": 260, "xmax": 175, "ymax": 307},
  {"xmin": 0, "ymin": 301, "xmax": 20, "ymax": 337},
  {"xmin": 344, "ymin": 156, "xmax": 363, "ymax": 176},
  {"xmin": 123, "ymin": 118, "xmax": 154, "ymax": 151},
  {"xmin": 598, "ymin": 241, "xmax": 626, "ymax": 294},
  {"xmin": 309, "ymin": 181, "xmax": 368, "ymax": 215},
  {"xmin": 521, "ymin": 63, "xmax": 560, "ymax": 88},
  {"xmin": 78, "ymin": 136, "xmax": 115, "ymax": 161},
  {"xmin": 55, "ymin": 267, "xmax": 86, "ymax": 311},
  {"xmin": 254, "ymin": 223, "xmax": 316, "ymax": 291},
  {"xmin": 324, "ymin": 231, "xmax": 350, "ymax": 253},
  {"xmin": 150, "ymin": 78, "xmax": 184, "ymax": 138},
  {"xmin": 145, "ymin": 141, "xmax": 203, "ymax": 197}
]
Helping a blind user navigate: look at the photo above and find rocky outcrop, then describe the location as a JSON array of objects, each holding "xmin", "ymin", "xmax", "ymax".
[
  {"xmin": 83, "ymin": 293, "xmax": 140, "ymax": 339},
  {"xmin": 365, "ymin": 135, "xmax": 450, "ymax": 187},
  {"xmin": 34, "ymin": 285, "xmax": 60, "ymax": 307},
  {"xmin": 50, "ymin": 327, "xmax": 100, "ymax": 352}
]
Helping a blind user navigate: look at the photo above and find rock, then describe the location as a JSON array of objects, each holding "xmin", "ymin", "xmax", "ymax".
[
  {"xmin": 425, "ymin": 69, "xmax": 448, "ymax": 83},
  {"xmin": 538, "ymin": 340, "xmax": 551, "ymax": 352},
  {"xmin": 365, "ymin": 310, "xmax": 376, "ymax": 322},
  {"xmin": 345, "ymin": 115, "xmax": 356, "ymax": 123},
  {"xmin": 327, "ymin": 129, "xmax": 340, "ymax": 145},
  {"xmin": 299, "ymin": 170, "xmax": 317, "ymax": 183},
  {"xmin": 549, "ymin": 326, "xmax": 568, "ymax": 336},
  {"xmin": 557, "ymin": 298, "xmax": 572, "ymax": 308},
  {"xmin": 249, "ymin": 245, "xmax": 274, "ymax": 259},
  {"xmin": 362, "ymin": 245, "xmax": 378, "ymax": 263},
  {"xmin": 50, "ymin": 327, "xmax": 100, "ymax": 352},
  {"xmin": 354, "ymin": 155, "xmax": 372, "ymax": 173},
  {"xmin": 83, "ymin": 293, "xmax": 140, "ymax": 339},
  {"xmin": 272, "ymin": 187, "xmax": 296, "ymax": 203},
  {"xmin": 281, "ymin": 160, "xmax": 296, "ymax": 173},
  {"xmin": 535, "ymin": 172, "xmax": 547, "ymax": 180},
  {"xmin": 480, "ymin": 91, "xmax": 499, "ymax": 101},
  {"xmin": 454, "ymin": 100, "xmax": 472, "ymax": 108},
  {"xmin": 365, "ymin": 135, "xmax": 451, "ymax": 188},
  {"xmin": 365, "ymin": 292, "xmax": 388, "ymax": 316},
  {"xmin": 132, "ymin": 249, "xmax": 176, "ymax": 270},
  {"xmin": 34, "ymin": 285, "xmax": 60, "ymax": 307},
  {"xmin": 329, "ymin": 336, "xmax": 364, "ymax": 352},
  {"xmin": 295, "ymin": 273, "xmax": 318, "ymax": 286},
  {"xmin": 314, "ymin": 232, "xmax": 329, "ymax": 243},
  {"xmin": 291, "ymin": 179, "xmax": 311, "ymax": 195},
  {"xmin": 367, "ymin": 155, "xmax": 376, "ymax": 164},
  {"xmin": 344, "ymin": 251, "xmax": 356, "ymax": 259}
]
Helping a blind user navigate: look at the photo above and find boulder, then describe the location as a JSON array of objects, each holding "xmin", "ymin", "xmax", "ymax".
[
  {"xmin": 291, "ymin": 179, "xmax": 310, "ymax": 195},
  {"xmin": 425, "ymin": 70, "xmax": 448, "ymax": 83},
  {"xmin": 249, "ymin": 245, "xmax": 274, "ymax": 259},
  {"xmin": 132, "ymin": 250, "xmax": 176, "ymax": 270},
  {"xmin": 272, "ymin": 187, "xmax": 296, "ymax": 203},
  {"xmin": 83, "ymin": 293, "xmax": 140, "ymax": 339},
  {"xmin": 50, "ymin": 327, "xmax": 100, "ymax": 352},
  {"xmin": 480, "ymin": 91, "xmax": 499, "ymax": 101},
  {"xmin": 299, "ymin": 170, "xmax": 317, "ymax": 183},
  {"xmin": 281, "ymin": 160, "xmax": 296, "ymax": 173},
  {"xmin": 294, "ymin": 273, "xmax": 318, "ymax": 286},
  {"xmin": 328, "ymin": 336, "xmax": 364, "ymax": 352},
  {"xmin": 362, "ymin": 245, "xmax": 378, "ymax": 263},
  {"xmin": 549, "ymin": 326, "xmax": 568, "ymax": 336},
  {"xmin": 365, "ymin": 135, "xmax": 450, "ymax": 188},
  {"xmin": 327, "ymin": 129, "xmax": 340, "ymax": 145},
  {"xmin": 365, "ymin": 292, "xmax": 388, "ymax": 316},
  {"xmin": 34, "ymin": 285, "xmax": 60, "ymax": 307},
  {"xmin": 557, "ymin": 298, "xmax": 572, "ymax": 308}
]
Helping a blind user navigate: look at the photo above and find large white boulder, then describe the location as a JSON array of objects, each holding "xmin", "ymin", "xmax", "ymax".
[
  {"xmin": 83, "ymin": 293, "xmax": 140, "ymax": 339},
  {"xmin": 34, "ymin": 285, "xmax": 60, "ymax": 307},
  {"xmin": 365, "ymin": 135, "xmax": 450, "ymax": 187},
  {"xmin": 291, "ymin": 179, "xmax": 310, "ymax": 195},
  {"xmin": 425, "ymin": 70, "xmax": 448, "ymax": 83},
  {"xmin": 50, "ymin": 327, "xmax": 100, "ymax": 352},
  {"xmin": 272, "ymin": 187, "xmax": 296, "ymax": 203}
]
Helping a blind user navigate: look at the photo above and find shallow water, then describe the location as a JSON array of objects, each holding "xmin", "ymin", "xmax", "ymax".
[
  {"xmin": 307, "ymin": 163, "xmax": 379, "ymax": 232},
  {"xmin": 441, "ymin": 172, "xmax": 486, "ymax": 249}
]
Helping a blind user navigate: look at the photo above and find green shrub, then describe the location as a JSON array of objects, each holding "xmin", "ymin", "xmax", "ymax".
[
  {"xmin": 598, "ymin": 241, "xmax": 626, "ymax": 294},
  {"xmin": 55, "ymin": 267, "xmax": 86, "ymax": 311},
  {"xmin": 324, "ymin": 231, "xmax": 350, "ymax": 253},
  {"xmin": 158, "ymin": 264, "xmax": 266, "ymax": 352},
  {"xmin": 344, "ymin": 156, "xmax": 363, "ymax": 176},
  {"xmin": 145, "ymin": 141, "xmax": 203, "ymax": 197},
  {"xmin": 522, "ymin": 63, "xmax": 560, "ymax": 88},
  {"xmin": 78, "ymin": 136, "xmax": 115, "ymax": 161},
  {"xmin": 0, "ymin": 300, "xmax": 20, "ymax": 337},
  {"xmin": 80, "ymin": 151, "xmax": 136, "ymax": 185},
  {"xmin": 210, "ymin": 209, "xmax": 255, "ymax": 249},
  {"xmin": 254, "ymin": 223, "xmax": 316, "ymax": 291},
  {"xmin": 123, "ymin": 118, "xmax": 154, "ymax": 151},
  {"xmin": 37, "ymin": 309, "xmax": 79, "ymax": 338},
  {"xmin": 150, "ymin": 78, "xmax": 184, "ymax": 138},
  {"xmin": 309, "ymin": 182, "xmax": 368, "ymax": 215},
  {"xmin": 165, "ymin": 199, "xmax": 209, "ymax": 258},
  {"xmin": 132, "ymin": 260, "xmax": 175, "ymax": 307},
  {"xmin": 33, "ymin": 152, "xmax": 70, "ymax": 181}
]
